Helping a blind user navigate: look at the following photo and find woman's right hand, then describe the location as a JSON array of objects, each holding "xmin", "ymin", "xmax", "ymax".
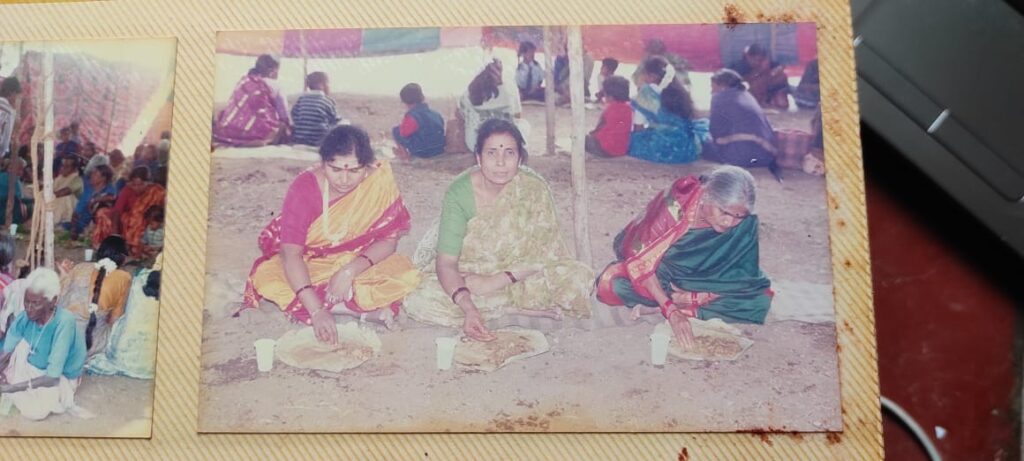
[
  {"xmin": 310, "ymin": 309, "xmax": 338, "ymax": 345},
  {"xmin": 668, "ymin": 310, "xmax": 695, "ymax": 350},
  {"xmin": 462, "ymin": 310, "xmax": 495, "ymax": 342}
]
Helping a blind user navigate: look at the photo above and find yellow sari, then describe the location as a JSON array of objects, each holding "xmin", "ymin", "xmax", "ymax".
[{"xmin": 242, "ymin": 161, "xmax": 420, "ymax": 324}]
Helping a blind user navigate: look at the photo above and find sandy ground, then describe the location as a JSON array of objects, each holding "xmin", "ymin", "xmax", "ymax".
[
  {"xmin": 0, "ymin": 240, "xmax": 154, "ymax": 437},
  {"xmin": 199, "ymin": 94, "xmax": 839, "ymax": 433}
]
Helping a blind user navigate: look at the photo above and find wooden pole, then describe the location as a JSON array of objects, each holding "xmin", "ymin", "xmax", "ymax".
[
  {"xmin": 27, "ymin": 52, "xmax": 44, "ymax": 270},
  {"xmin": 301, "ymin": 30, "xmax": 308, "ymax": 92},
  {"xmin": 567, "ymin": 26, "xmax": 591, "ymax": 265},
  {"xmin": 104, "ymin": 77, "xmax": 118, "ymax": 151},
  {"xmin": 42, "ymin": 49, "xmax": 54, "ymax": 269},
  {"xmin": 541, "ymin": 26, "xmax": 557, "ymax": 156}
]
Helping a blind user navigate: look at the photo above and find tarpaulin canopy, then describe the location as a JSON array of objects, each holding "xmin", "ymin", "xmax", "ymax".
[
  {"xmin": 13, "ymin": 51, "xmax": 161, "ymax": 152},
  {"xmin": 216, "ymin": 24, "xmax": 816, "ymax": 74},
  {"xmin": 583, "ymin": 23, "xmax": 816, "ymax": 72},
  {"xmin": 582, "ymin": 24, "xmax": 722, "ymax": 71},
  {"xmin": 216, "ymin": 27, "xmax": 489, "ymax": 58}
]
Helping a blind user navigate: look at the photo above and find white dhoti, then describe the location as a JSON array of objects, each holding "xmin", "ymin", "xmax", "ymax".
[{"xmin": 1, "ymin": 340, "xmax": 80, "ymax": 421}]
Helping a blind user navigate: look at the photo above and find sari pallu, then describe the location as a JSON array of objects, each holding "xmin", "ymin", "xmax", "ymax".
[
  {"xmin": 121, "ymin": 184, "xmax": 166, "ymax": 257},
  {"xmin": 241, "ymin": 162, "xmax": 420, "ymax": 324},
  {"xmin": 56, "ymin": 263, "xmax": 132, "ymax": 359},
  {"xmin": 404, "ymin": 168, "xmax": 593, "ymax": 328},
  {"xmin": 596, "ymin": 176, "xmax": 773, "ymax": 324},
  {"xmin": 629, "ymin": 88, "xmax": 709, "ymax": 164},
  {"xmin": 213, "ymin": 75, "xmax": 285, "ymax": 147},
  {"xmin": 88, "ymin": 267, "xmax": 159, "ymax": 379}
]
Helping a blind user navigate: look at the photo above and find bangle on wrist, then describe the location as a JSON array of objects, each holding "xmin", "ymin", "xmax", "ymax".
[
  {"xmin": 451, "ymin": 286, "xmax": 471, "ymax": 305},
  {"xmin": 358, "ymin": 254, "xmax": 375, "ymax": 266},
  {"xmin": 659, "ymin": 299, "xmax": 674, "ymax": 319},
  {"xmin": 295, "ymin": 284, "xmax": 314, "ymax": 296},
  {"xmin": 504, "ymin": 270, "xmax": 517, "ymax": 284}
]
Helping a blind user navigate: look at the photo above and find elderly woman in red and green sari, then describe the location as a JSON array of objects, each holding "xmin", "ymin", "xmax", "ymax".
[
  {"xmin": 596, "ymin": 166, "xmax": 773, "ymax": 348},
  {"xmin": 239, "ymin": 125, "xmax": 420, "ymax": 344}
]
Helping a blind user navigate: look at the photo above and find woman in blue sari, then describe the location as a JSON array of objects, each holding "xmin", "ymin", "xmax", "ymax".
[{"xmin": 628, "ymin": 57, "xmax": 709, "ymax": 164}]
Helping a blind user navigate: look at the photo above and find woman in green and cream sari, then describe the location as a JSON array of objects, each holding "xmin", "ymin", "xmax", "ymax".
[{"xmin": 405, "ymin": 119, "xmax": 593, "ymax": 341}]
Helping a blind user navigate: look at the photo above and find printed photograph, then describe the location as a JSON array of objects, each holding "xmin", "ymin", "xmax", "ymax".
[
  {"xmin": 199, "ymin": 25, "xmax": 835, "ymax": 432},
  {"xmin": 0, "ymin": 37, "xmax": 175, "ymax": 437}
]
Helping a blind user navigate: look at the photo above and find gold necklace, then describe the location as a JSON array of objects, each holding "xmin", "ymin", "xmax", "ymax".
[{"xmin": 321, "ymin": 177, "xmax": 348, "ymax": 244}]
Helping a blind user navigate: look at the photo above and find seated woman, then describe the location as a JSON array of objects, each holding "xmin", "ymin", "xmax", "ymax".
[
  {"xmin": 457, "ymin": 60, "xmax": 527, "ymax": 153},
  {"xmin": 53, "ymin": 156, "xmax": 85, "ymax": 225},
  {"xmin": 0, "ymin": 157, "xmax": 28, "ymax": 226},
  {"xmin": 404, "ymin": 119, "xmax": 593, "ymax": 341},
  {"xmin": 794, "ymin": 58, "xmax": 820, "ymax": 109},
  {"xmin": 0, "ymin": 268, "xmax": 88, "ymax": 421},
  {"xmin": 92, "ymin": 167, "xmax": 150, "ymax": 248},
  {"xmin": 68, "ymin": 165, "xmax": 117, "ymax": 242},
  {"xmin": 56, "ymin": 235, "xmax": 132, "ymax": 359},
  {"xmin": 595, "ymin": 166, "xmax": 773, "ymax": 348},
  {"xmin": 93, "ymin": 167, "xmax": 166, "ymax": 256},
  {"xmin": 109, "ymin": 149, "xmax": 130, "ymax": 191},
  {"xmin": 703, "ymin": 69, "xmax": 779, "ymax": 170},
  {"xmin": 0, "ymin": 234, "xmax": 17, "ymax": 333},
  {"xmin": 240, "ymin": 125, "xmax": 420, "ymax": 344},
  {"xmin": 729, "ymin": 43, "xmax": 790, "ymax": 110},
  {"xmin": 629, "ymin": 57, "xmax": 709, "ymax": 164},
  {"xmin": 88, "ymin": 253, "xmax": 161, "ymax": 379},
  {"xmin": 213, "ymin": 54, "xmax": 291, "ymax": 148}
]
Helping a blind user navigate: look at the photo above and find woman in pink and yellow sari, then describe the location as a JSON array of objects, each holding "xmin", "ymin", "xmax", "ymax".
[
  {"xmin": 240, "ymin": 125, "xmax": 420, "ymax": 344},
  {"xmin": 213, "ymin": 54, "xmax": 291, "ymax": 148}
]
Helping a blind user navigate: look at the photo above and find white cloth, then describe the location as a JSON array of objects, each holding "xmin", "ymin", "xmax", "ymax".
[
  {"xmin": 1, "ymin": 340, "xmax": 81, "ymax": 421},
  {"xmin": 0, "ymin": 98, "xmax": 15, "ymax": 158},
  {"xmin": 458, "ymin": 83, "xmax": 525, "ymax": 152},
  {"xmin": 83, "ymin": 154, "xmax": 110, "ymax": 177},
  {"xmin": 0, "ymin": 279, "xmax": 28, "ymax": 334}
]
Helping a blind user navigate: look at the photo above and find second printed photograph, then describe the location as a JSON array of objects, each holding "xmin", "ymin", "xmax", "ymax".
[
  {"xmin": 0, "ymin": 37, "xmax": 175, "ymax": 437},
  {"xmin": 199, "ymin": 25, "xmax": 836, "ymax": 433}
]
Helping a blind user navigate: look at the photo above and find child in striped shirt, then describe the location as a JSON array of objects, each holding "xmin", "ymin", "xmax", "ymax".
[{"xmin": 291, "ymin": 72, "xmax": 340, "ymax": 147}]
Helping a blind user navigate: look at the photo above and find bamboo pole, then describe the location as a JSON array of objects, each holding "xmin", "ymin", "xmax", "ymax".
[
  {"xmin": 567, "ymin": 26, "xmax": 591, "ymax": 265},
  {"xmin": 301, "ymin": 30, "xmax": 308, "ymax": 92},
  {"xmin": 41, "ymin": 49, "xmax": 54, "ymax": 269},
  {"xmin": 541, "ymin": 26, "xmax": 557, "ymax": 156},
  {"xmin": 27, "ymin": 52, "xmax": 44, "ymax": 270},
  {"xmin": 104, "ymin": 77, "xmax": 118, "ymax": 151}
]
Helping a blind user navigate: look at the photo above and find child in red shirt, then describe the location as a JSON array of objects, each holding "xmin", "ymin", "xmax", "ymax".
[{"xmin": 586, "ymin": 76, "xmax": 631, "ymax": 157}]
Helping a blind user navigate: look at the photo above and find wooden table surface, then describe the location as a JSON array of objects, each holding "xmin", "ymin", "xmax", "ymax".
[{"xmin": 862, "ymin": 126, "xmax": 1023, "ymax": 461}]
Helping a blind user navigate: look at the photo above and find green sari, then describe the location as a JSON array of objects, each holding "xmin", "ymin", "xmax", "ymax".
[
  {"xmin": 405, "ymin": 167, "xmax": 593, "ymax": 327},
  {"xmin": 608, "ymin": 216, "xmax": 772, "ymax": 323},
  {"xmin": 595, "ymin": 175, "xmax": 772, "ymax": 324}
]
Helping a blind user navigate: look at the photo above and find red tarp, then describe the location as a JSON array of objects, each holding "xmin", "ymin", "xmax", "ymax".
[{"xmin": 14, "ymin": 51, "xmax": 161, "ymax": 152}]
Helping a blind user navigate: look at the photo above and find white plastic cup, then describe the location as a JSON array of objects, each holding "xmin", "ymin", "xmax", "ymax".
[
  {"xmin": 650, "ymin": 332, "xmax": 670, "ymax": 366},
  {"xmin": 84, "ymin": 249, "xmax": 94, "ymax": 261},
  {"xmin": 435, "ymin": 337, "xmax": 457, "ymax": 371},
  {"xmin": 254, "ymin": 338, "xmax": 276, "ymax": 372},
  {"xmin": 8, "ymin": 224, "xmax": 16, "ymax": 236}
]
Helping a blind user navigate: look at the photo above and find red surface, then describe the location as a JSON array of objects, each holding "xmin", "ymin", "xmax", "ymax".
[{"xmin": 864, "ymin": 128, "xmax": 1022, "ymax": 460}]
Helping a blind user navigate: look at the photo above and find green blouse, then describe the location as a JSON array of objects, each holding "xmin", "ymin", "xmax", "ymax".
[{"xmin": 436, "ymin": 168, "xmax": 542, "ymax": 257}]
